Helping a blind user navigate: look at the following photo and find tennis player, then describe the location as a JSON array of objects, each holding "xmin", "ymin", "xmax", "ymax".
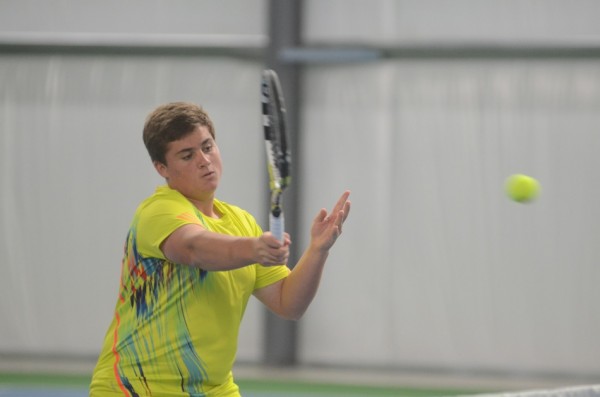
[{"xmin": 89, "ymin": 102, "xmax": 350, "ymax": 396}]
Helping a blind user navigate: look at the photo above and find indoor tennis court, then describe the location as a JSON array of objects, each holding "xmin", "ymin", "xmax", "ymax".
[
  {"xmin": 2, "ymin": 1, "xmax": 600, "ymax": 397},
  {"xmin": 0, "ymin": 371, "xmax": 556, "ymax": 397},
  {"xmin": 1, "ymin": 370, "xmax": 599, "ymax": 397},
  {"xmin": 0, "ymin": 364, "xmax": 486, "ymax": 396}
]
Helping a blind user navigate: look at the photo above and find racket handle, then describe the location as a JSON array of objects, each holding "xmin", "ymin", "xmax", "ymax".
[{"xmin": 269, "ymin": 213, "xmax": 285, "ymax": 242}]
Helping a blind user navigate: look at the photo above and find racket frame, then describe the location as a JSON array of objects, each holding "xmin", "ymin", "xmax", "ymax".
[{"xmin": 261, "ymin": 69, "xmax": 291, "ymax": 241}]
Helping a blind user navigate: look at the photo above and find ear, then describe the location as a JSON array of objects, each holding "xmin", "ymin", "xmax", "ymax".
[{"xmin": 153, "ymin": 161, "xmax": 169, "ymax": 179}]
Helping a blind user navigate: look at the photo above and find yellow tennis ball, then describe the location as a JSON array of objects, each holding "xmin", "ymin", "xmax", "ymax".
[{"xmin": 505, "ymin": 174, "xmax": 540, "ymax": 203}]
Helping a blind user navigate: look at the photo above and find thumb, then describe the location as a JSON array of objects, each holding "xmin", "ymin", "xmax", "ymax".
[{"xmin": 262, "ymin": 232, "xmax": 283, "ymax": 248}]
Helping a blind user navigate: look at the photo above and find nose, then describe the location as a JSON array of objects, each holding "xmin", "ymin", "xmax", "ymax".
[{"xmin": 197, "ymin": 151, "xmax": 211, "ymax": 167}]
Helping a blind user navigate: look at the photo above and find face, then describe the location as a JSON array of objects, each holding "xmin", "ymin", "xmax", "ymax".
[{"xmin": 154, "ymin": 125, "xmax": 222, "ymax": 203}]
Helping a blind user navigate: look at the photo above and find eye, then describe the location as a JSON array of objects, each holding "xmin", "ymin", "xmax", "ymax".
[
  {"xmin": 181, "ymin": 152, "xmax": 193, "ymax": 161},
  {"xmin": 202, "ymin": 143, "xmax": 214, "ymax": 154}
]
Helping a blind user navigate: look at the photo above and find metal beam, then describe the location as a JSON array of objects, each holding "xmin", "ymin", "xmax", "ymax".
[
  {"xmin": 0, "ymin": 32, "xmax": 265, "ymax": 58},
  {"xmin": 4, "ymin": 31, "xmax": 600, "ymax": 60}
]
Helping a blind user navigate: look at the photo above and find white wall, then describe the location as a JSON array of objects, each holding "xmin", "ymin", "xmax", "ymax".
[
  {"xmin": 0, "ymin": 0, "xmax": 270, "ymax": 362},
  {"xmin": 304, "ymin": 0, "xmax": 600, "ymax": 45},
  {"xmin": 296, "ymin": 0, "xmax": 600, "ymax": 376},
  {"xmin": 0, "ymin": 0, "xmax": 266, "ymax": 37},
  {"xmin": 0, "ymin": 55, "xmax": 267, "ymax": 361},
  {"xmin": 299, "ymin": 61, "xmax": 600, "ymax": 375},
  {"xmin": 1, "ymin": 0, "xmax": 600, "ymax": 379}
]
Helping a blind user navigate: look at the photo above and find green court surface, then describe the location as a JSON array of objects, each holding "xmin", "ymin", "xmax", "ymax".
[{"xmin": 0, "ymin": 372, "xmax": 485, "ymax": 396}]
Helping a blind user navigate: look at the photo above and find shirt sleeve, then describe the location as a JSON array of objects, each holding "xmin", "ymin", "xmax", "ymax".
[
  {"xmin": 136, "ymin": 197, "xmax": 203, "ymax": 259},
  {"xmin": 254, "ymin": 264, "xmax": 291, "ymax": 291}
]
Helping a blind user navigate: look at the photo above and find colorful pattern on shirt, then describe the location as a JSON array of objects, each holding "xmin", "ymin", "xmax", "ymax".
[{"xmin": 90, "ymin": 186, "xmax": 290, "ymax": 396}]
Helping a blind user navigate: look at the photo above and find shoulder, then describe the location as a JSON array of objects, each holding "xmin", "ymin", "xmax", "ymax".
[
  {"xmin": 134, "ymin": 186, "xmax": 203, "ymax": 229},
  {"xmin": 138, "ymin": 186, "xmax": 194, "ymax": 214},
  {"xmin": 213, "ymin": 199, "xmax": 262, "ymax": 236},
  {"xmin": 214, "ymin": 199, "xmax": 254, "ymax": 220}
]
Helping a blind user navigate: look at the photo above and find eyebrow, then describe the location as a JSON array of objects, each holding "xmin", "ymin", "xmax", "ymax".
[
  {"xmin": 175, "ymin": 147, "xmax": 194, "ymax": 156},
  {"xmin": 174, "ymin": 138, "xmax": 213, "ymax": 156}
]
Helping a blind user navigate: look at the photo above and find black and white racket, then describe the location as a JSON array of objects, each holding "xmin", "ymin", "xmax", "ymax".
[{"xmin": 261, "ymin": 69, "xmax": 291, "ymax": 242}]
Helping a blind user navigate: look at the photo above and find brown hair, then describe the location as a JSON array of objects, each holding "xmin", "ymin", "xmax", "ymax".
[{"xmin": 143, "ymin": 102, "xmax": 215, "ymax": 164}]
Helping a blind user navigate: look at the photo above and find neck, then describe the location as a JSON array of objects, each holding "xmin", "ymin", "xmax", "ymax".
[
  {"xmin": 164, "ymin": 184, "xmax": 219, "ymax": 219},
  {"xmin": 189, "ymin": 196, "xmax": 219, "ymax": 219}
]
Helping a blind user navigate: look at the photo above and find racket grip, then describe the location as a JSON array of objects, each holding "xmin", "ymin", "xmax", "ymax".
[{"xmin": 269, "ymin": 213, "xmax": 285, "ymax": 242}]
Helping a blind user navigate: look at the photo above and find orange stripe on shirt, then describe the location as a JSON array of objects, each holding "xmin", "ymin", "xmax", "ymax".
[
  {"xmin": 112, "ymin": 311, "xmax": 130, "ymax": 397},
  {"xmin": 176, "ymin": 212, "xmax": 201, "ymax": 224}
]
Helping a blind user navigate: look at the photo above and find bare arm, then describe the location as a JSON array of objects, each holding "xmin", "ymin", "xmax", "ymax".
[
  {"xmin": 254, "ymin": 191, "xmax": 351, "ymax": 320},
  {"xmin": 161, "ymin": 223, "xmax": 290, "ymax": 271}
]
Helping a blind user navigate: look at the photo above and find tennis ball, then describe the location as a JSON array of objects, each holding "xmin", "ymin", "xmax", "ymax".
[{"xmin": 505, "ymin": 174, "xmax": 540, "ymax": 203}]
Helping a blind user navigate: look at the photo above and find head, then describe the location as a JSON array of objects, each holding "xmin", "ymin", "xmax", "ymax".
[
  {"xmin": 143, "ymin": 102, "xmax": 215, "ymax": 166},
  {"xmin": 143, "ymin": 102, "xmax": 222, "ymax": 204}
]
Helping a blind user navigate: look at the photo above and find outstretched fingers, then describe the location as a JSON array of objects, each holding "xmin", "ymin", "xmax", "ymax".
[
  {"xmin": 333, "ymin": 191, "xmax": 351, "ymax": 228},
  {"xmin": 332, "ymin": 191, "xmax": 351, "ymax": 214}
]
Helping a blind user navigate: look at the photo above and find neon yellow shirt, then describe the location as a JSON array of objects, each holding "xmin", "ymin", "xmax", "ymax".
[{"xmin": 90, "ymin": 186, "xmax": 290, "ymax": 396}]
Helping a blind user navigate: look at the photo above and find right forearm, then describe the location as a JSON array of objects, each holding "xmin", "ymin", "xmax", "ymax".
[
  {"xmin": 186, "ymin": 232, "xmax": 258, "ymax": 271},
  {"xmin": 162, "ymin": 224, "xmax": 288, "ymax": 271},
  {"xmin": 162, "ymin": 225, "xmax": 257, "ymax": 271}
]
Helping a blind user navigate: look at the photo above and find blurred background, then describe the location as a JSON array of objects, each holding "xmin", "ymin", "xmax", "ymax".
[{"xmin": 1, "ymin": 0, "xmax": 600, "ymax": 395}]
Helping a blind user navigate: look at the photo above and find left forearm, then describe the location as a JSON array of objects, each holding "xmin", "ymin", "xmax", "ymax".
[
  {"xmin": 279, "ymin": 246, "xmax": 329, "ymax": 320},
  {"xmin": 262, "ymin": 190, "xmax": 351, "ymax": 320}
]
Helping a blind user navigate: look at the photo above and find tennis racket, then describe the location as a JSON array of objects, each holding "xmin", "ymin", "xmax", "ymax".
[{"xmin": 261, "ymin": 69, "xmax": 291, "ymax": 242}]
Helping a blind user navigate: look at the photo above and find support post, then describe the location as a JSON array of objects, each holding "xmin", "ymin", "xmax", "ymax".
[{"xmin": 263, "ymin": 0, "xmax": 303, "ymax": 366}]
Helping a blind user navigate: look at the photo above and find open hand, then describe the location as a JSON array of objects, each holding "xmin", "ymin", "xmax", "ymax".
[{"xmin": 310, "ymin": 191, "xmax": 351, "ymax": 252}]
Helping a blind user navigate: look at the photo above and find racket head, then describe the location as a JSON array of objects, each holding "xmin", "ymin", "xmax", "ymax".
[{"xmin": 261, "ymin": 69, "xmax": 291, "ymax": 194}]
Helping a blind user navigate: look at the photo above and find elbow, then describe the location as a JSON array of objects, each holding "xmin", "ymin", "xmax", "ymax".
[
  {"xmin": 284, "ymin": 314, "xmax": 302, "ymax": 322},
  {"xmin": 279, "ymin": 314, "xmax": 302, "ymax": 322},
  {"xmin": 267, "ymin": 300, "xmax": 305, "ymax": 321},
  {"xmin": 277, "ymin": 307, "xmax": 306, "ymax": 322}
]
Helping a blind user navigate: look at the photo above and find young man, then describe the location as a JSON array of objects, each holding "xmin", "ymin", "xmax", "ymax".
[{"xmin": 90, "ymin": 102, "xmax": 351, "ymax": 396}]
